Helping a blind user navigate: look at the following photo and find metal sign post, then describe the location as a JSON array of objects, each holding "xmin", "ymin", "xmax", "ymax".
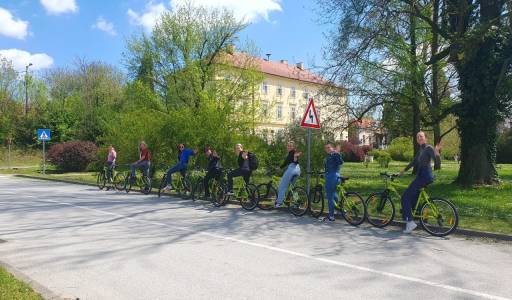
[
  {"xmin": 37, "ymin": 129, "xmax": 51, "ymax": 175},
  {"xmin": 7, "ymin": 137, "xmax": 12, "ymax": 170},
  {"xmin": 300, "ymin": 99, "xmax": 321, "ymax": 195}
]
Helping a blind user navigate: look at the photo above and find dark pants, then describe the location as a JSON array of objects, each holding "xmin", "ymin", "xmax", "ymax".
[
  {"xmin": 107, "ymin": 161, "xmax": 115, "ymax": 181},
  {"xmin": 166, "ymin": 163, "xmax": 187, "ymax": 185},
  {"xmin": 401, "ymin": 168, "xmax": 433, "ymax": 221},
  {"xmin": 204, "ymin": 168, "xmax": 222, "ymax": 197},
  {"xmin": 130, "ymin": 160, "xmax": 150, "ymax": 179},
  {"xmin": 227, "ymin": 168, "xmax": 251, "ymax": 192}
]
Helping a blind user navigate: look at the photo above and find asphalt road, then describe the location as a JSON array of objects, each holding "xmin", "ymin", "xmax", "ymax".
[{"xmin": 0, "ymin": 174, "xmax": 511, "ymax": 300}]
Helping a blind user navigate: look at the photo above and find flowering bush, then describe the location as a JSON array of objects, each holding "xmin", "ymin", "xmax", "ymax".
[{"xmin": 47, "ymin": 141, "xmax": 98, "ymax": 172}]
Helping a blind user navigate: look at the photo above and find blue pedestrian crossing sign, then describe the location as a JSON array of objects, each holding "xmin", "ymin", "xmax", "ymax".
[{"xmin": 37, "ymin": 129, "xmax": 51, "ymax": 141}]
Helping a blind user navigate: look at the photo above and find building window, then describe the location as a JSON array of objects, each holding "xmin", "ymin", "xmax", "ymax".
[
  {"xmin": 262, "ymin": 82, "xmax": 268, "ymax": 95},
  {"xmin": 290, "ymin": 106, "xmax": 296, "ymax": 120},
  {"xmin": 303, "ymin": 88, "xmax": 309, "ymax": 100},
  {"xmin": 291, "ymin": 87, "xmax": 296, "ymax": 98},
  {"xmin": 277, "ymin": 85, "xmax": 283, "ymax": 97},
  {"xmin": 277, "ymin": 105, "xmax": 283, "ymax": 119}
]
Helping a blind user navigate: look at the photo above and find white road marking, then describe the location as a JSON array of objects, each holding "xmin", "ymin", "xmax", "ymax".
[{"xmin": 27, "ymin": 198, "xmax": 510, "ymax": 300}]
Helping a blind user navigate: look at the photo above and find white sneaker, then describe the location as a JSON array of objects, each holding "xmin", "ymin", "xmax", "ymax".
[
  {"xmin": 162, "ymin": 185, "xmax": 173, "ymax": 191},
  {"xmin": 275, "ymin": 203, "xmax": 283, "ymax": 208},
  {"xmin": 403, "ymin": 221, "xmax": 417, "ymax": 234}
]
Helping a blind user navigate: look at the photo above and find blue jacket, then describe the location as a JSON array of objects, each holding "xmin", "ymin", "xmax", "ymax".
[
  {"xmin": 325, "ymin": 152, "xmax": 343, "ymax": 175},
  {"xmin": 179, "ymin": 149, "xmax": 196, "ymax": 165}
]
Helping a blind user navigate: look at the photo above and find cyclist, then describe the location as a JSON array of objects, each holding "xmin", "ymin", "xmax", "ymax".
[
  {"xmin": 106, "ymin": 144, "xmax": 117, "ymax": 182},
  {"xmin": 203, "ymin": 147, "xmax": 222, "ymax": 199},
  {"xmin": 399, "ymin": 131, "xmax": 441, "ymax": 234},
  {"xmin": 323, "ymin": 142, "xmax": 343, "ymax": 222},
  {"xmin": 226, "ymin": 143, "xmax": 251, "ymax": 195},
  {"xmin": 130, "ymin": 141, "xmax": 151, "ymax": 182},
  {"xmin": 162, "ymin": 144, "xmax": 197, "ymax": 190},
  {"xmin": 275, "ymin": 141, "xmax": 302, "ymax": 208}
]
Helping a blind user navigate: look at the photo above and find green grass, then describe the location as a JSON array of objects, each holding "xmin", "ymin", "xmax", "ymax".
[
  {"xmin": 0, "ymin": 148, "xmax": 41, "ymax": 168},
  {"xmin": 0, "ymin": 266, "xmax": 44, "ymax": 300},
  {"xmin": 1, "ymin": 161, "xmax": 511, "ymax": 234}
]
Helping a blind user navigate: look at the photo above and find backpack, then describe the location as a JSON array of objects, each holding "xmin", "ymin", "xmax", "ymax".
[{"xmin": 248, "ymin": 152, "xmax": 259, "ymax": 171}]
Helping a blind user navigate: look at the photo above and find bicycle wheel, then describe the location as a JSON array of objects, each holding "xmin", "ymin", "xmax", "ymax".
[
  {"xmin": 340, "ymin": 192, "xmax": 366, "ymax": 226},
  {"xmin": 190, "ymin": 178, "xmax": 204, "ymax": 201},
  {"xmin": 365, "ymin": 192, "xmax": 395, "ymax": 228},
  {"xmin": 96, "ymin": 172, "xmax": 106, "ymax": 190},
  {"xmin": 158, "ymin": 174, "xmax": 167, "ymax": 198},
  {"xmin": 309, "ymin": 186, "xmax": 324, "ymax": 218},
  {"xmin": 240, "ymin": 183, "xmax": 258, "ymax": 210},
  {"xmin": 140, "ymin": 176, "xmax": 152, "ymax": 195},
  {"xmin": 114, "ymin": 173, "xmax": 125, "ymax": 191},
  {"xmin": 288, "ymin": 186, "xmax": 309, "ymax": 217},
  {"xmin": 210, "ymin": 181, "xmax": 225, "ymax": 205},
  {"xmin": 420, "ymin": 198, "xmax": 459, "ymax": 237},
  {"xmin": 256, "ymin": 183, "xmax": 276, "ymax": 210},
  {"xmin": 124, "ymin": 175, "xmax": 132, "ymax": 193},
  {"xmin": 181, "ymin": 177, "xmax": 191, "ymax": 199}
]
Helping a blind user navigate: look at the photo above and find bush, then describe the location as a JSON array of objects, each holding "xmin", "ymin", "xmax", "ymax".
[
  {"xmin": 388, "ymin": 137, "xmax": 414, "ymax": 161},
  {"xmin": 340, "ymin": 141, "xmax": 367, "ymax": 162},
  {"xmin": 377, "ymin": 152, "xmax": 391, "ymax": 168},
  {"xmin": 47, "ymin": 141, "xmax": 98, "ymax": 172},
  {"xmin": 367, "ymin": 149, "xmax": 388, "ymax": 159}
]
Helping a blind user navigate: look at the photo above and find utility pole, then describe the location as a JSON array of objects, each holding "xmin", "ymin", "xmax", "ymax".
[{"xmin": 24, "ymin": 63, "xmax": 33, "ymax": 115}]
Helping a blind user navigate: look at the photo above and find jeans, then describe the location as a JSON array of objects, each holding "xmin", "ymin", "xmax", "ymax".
[
  {"xmin": 166, "ymin": 163, "xmax": 187, "ymax": 185},
  {"xmin": 277, "ymin": 164, "xmax": 301, "ymax": 204},
  {"xmin": 130, "ymin": 160, "xmax": 150, "ymax": 179},
  {"xmin": 227, "ymin": 168, "xmax": 251, "ymax": 192},
  {"xmin": 107, "ymin": 161, "xmax": 115, "ymax": 181},
  {"xmin": 325, "ymin": 172, "xmax": 339, "ymax": 218},
  {"xmin": 401, "ymin": 168, "xmax": 433, "ymax": 221},
  {"xmin": 204, "ymin": 168, "xmax": 222, "ymax": 197}
]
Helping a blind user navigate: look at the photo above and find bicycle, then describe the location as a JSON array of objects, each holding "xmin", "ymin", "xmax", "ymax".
[
  {"xmin": 157, "ymin": 165, "xmax": 191, "ymax": 199},
  {"xmin": 213, "ymin": 168, "xmax": 257, "ymax": 210},
  {"xmin": 307, "ymin": 171, "xmax": 367, "ymax": 226},
  {"xmin": 123, "ymin": 164, "xmax": 152, "ymax": 195},
  {"xmin": 308, "ymin": 172, "xmax": 325, "ymax": 218},
  {"xmin": 191, "ymin": 170, "xmax": 225, "ymax": 205},
  {"xmin": 365, "ymin": 172, "xmax": 459, "ymax": 237},
  {"xmin": 255, "ymin": 172, "xmax": 309, "ymax": 217}
]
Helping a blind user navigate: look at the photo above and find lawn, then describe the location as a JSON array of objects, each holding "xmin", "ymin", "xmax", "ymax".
[
  {"xmin": 0, "ymin": 147, "xmax": 41, "ymax": 168},
  {"xmin": 0, "ymin": 266, "xmax": 44, "ymax": 300},
  {"xmin": 1, "ymin": 161, "xmax": 511, "ymax": 234}
]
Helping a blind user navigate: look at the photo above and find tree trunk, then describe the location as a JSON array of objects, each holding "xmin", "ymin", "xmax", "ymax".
[
  {"xmin": 431, "ymin": 0, "xmax": 442, "ymax": 170},
  {"xmin": 409, "ymin": 2, "xmax": 421, "ymax": 174}
]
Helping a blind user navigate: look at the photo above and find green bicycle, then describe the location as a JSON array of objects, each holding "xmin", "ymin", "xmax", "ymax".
[
  {"xmin": 123, "ymin": 164, "xmax": 152, "ymax": 195},
  {"xmin": 255, "ymin": 173, "xmax": 309, "ymax": 217},
  {"xmin": 307, "ymin": 171, "xmax": 367, "ymax": 226},
  {"xmin": 366, "ymin": 172, "xmax": 459, "ymax": 237},
  {"xmin": 96, "ymin": 164, "xmax": 122, "ymax": 191},
  {"xmin": 214, "ymin": 168, "xmax": 257, "ymax": 209},
  {"xmin": 157, "ymin": 165, "xmax": 192, "ymax": 199},
  {"xmin": 189, "ymin": 169, "xmax": 224, "ymax": 205}
]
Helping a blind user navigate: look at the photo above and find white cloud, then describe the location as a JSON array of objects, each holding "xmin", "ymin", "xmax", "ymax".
[
  {"xmin": 0, "ymin": 7, "xmax": 29, "ymax": 39},
  {"xmin": 170, "ymin": 0, "xmax": 282, "ymax": 22},
  {"xmin": 40, "ymin": 0, "xmax": 78, "ymax": 15},
  {"xmin": 92, "ymin": 17, "xmax": 117, "ymax": 36},
  {"xmin": 0, "ymin": 49, "xmax": 54, "ymax": 71},
  {"xmin": 127, "ymin": 2, "xmax": 168, "ymax": 32}
]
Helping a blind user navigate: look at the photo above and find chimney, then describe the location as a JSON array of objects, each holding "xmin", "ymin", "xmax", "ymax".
[
  {"xmin": 296, "ymin": 62, "xmax": 304, "ymax": 70},
  {"xmin": 280, "ymin": 60, "xmax": 288, "ymax": 65}
]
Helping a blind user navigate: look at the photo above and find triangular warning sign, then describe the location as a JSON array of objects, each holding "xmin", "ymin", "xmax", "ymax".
[
  {"xmin": 40, "ymin": 131, "xmax": 48, "ymax": 140},
  {"xmin": 300, "ymin": 99, "xmax": 321, "ymax": 129}
]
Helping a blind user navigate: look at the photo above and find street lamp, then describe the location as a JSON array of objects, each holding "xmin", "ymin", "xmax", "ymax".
[{"xmin": 24, "ymin": 63, "xmax": 33, "ymax": 115}]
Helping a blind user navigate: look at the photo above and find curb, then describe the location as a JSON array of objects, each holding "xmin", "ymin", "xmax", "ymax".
[
  {"xmin": 13, "ymin": 174, "xmax": 512, "ymax": 242},
  {"xmin": 0, "ymin": 260, "xmax": 64, "ymax": 300}
]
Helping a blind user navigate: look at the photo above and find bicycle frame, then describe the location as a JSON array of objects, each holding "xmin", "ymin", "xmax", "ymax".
[{"xmin": 383, "ymin": 176, "xmax": 432, "ymax": 218}]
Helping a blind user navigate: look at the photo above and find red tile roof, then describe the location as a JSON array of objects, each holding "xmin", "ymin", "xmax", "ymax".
[
  {"xmin": 351, "ymin": 119, "xmax": 377, "ymax": 129},
  {"xmin": 226, "ymin": 52, "xmax": 330, "ymax": 85}
]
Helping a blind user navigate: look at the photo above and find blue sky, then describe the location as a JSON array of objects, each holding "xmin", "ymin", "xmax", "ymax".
[{"xmin": 0, "ymin": 0, "xmax": 330, "ymax": 73}]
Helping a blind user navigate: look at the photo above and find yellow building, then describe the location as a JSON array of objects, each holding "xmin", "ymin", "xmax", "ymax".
[{"xmin": 252, "ymin": 57, "xmax": 348, "ymax": 141}]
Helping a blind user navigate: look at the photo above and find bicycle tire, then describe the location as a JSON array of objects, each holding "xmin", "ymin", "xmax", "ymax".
[
  {"xmin": 288, "ymin": 186, "xmax": 309, "ymax": 217},
  {"xmin": 340, "ymin": 192, "xmax": 366, "ymax": 226},
  {"xmin": 141, "ymin": 176, "xmax": 152, "ymax": 195},
  {"xmin": 211, "ymin": 181, "xmax": 225, "ymax": 205},
  {"xmin": 158, "ymin": 174, "xmax": 167, "ymax": 198},
  {"xmin": 124, "ymin": 175, "xmax": 132, "ymax": 193},
  {"xmin": 309, "ymin": 186, "xmax": 324, "ymax": 218},
  {"xmin": 114, "ymin": 173, "xmax": 125, "ymax": 191},
  {"xmin": 419, "ymin": 198, "xmax": 459, "ymax": 237},
  {"xmin": 365, "ymin": 192, "xmax": 395, "ymax": 228},
  {"xmin": 191, "ymin": 178, "xmax": 204, "ymax": 201},
  {"xmin": 97, "ymin": 172, "xmax": 106, "ymax": 190},
  {"xmin": 256, "ymin": 183, "xmax": 276, "ymax": 210},
  {"xmin": 181, "ymin": 177, "xmax": 191, "ymax": 199},
  {"xmin": 240, "ymin": 183, "xmax": 258, "ymax": 211}
]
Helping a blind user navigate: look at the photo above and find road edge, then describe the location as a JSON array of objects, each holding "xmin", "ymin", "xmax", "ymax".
[
  {"xmin": 13, "ymin": 174, "xmax": 512, "ymax": 242},
  {"xmin": 0, "ymin": 260, "xmax": 64, "ymax": 300}
]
